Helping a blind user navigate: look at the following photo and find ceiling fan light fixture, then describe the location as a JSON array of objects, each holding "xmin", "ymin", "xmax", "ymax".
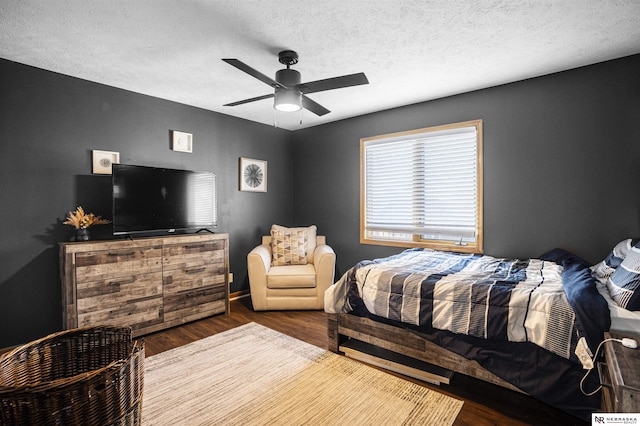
[{"xmin": 274, "ymin": 88, "xmax": 302, "ymax": 112}]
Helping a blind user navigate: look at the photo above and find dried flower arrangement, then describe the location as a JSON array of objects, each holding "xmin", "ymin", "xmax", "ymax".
[{"xmin": 63, "ymin": 206, "xmax": 111, "ymax": 229}]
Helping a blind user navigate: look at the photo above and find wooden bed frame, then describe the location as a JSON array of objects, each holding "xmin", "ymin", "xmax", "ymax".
[{"xmin": 328, "ymin": 312, "xmax": 523, "ymax": 393}]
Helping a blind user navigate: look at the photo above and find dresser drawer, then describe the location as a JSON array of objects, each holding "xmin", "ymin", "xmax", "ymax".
[
  {"xmin": 77, "ymin": 271, "xmax": 163, "ymax": 303},
  {"xmin": 163, "ymin": 263, "xmax": 226, "ymax": 294},
  {"xmin": 77, "ymin": 294, "xmax": 163, "ymax": 331},
  {"xmin": 163, "ymin": 240, "xmax": 225, "ymax": 270},
  {"xmin": 75, "ymin": 245, "xmax": 162, "ymax": 282},
  {"xmin": 163, "ymin": 285, "xmax": 227, "ymax": 322},
  {"xmin": 76, "ymin": 271, "xmax": 164, "ymax": 331}
]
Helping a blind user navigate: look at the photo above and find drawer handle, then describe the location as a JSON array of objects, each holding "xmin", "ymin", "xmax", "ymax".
[
  {"xmin": 109, "ymin": 277, "xmax": 136, "ymax": 286},
  {"xmin": 108, "ymin": 251, "xmax": 135, "ymax": 257},
  {"xmin": 184, "ymin": 244, "xmax": 206, "ymax": 250},
  {"xmin": 185, "ymin": 267, "xmax": 206, "ymax": 274}
]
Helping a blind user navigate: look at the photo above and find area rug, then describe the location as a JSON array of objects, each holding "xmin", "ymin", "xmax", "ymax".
[{"xmin": 142, "ymin": 322, "xmax": 463, "ymax": 425}]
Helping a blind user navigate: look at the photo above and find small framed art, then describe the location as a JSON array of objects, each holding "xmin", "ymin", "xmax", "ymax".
[
  {"xmin": 171, "ymin": 130, "xmax": 193, "ymax": 153},
  {"xmin": 92, "ymin": 150, "xmax": 120, "ymax": 174},
  {"xmin": 239, "ymin": 157, "xmax": 267, "ymax": 192}
]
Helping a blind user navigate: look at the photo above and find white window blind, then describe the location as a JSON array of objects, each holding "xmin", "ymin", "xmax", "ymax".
[{"xmin": 362, "ymin": 122, "xmax": 481, "ymax": 248}]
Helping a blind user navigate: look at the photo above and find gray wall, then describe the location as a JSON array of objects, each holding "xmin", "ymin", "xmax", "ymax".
[
  {"xmin": 2, "ymin": 53, "xmax": 639, "ymax": 348},
  {"xmin": 292, "ymin": 54, "xmax": 640, "ymax": 277},
  {"xmin": 0, "ymin": 59, "xmax": 292, "ymax": 347}
]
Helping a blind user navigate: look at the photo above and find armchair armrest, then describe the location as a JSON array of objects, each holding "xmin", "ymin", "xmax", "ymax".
[
  {"xmin": 247, "ymin": 243, "xmax": 272, "ymax": 310},
  {"xmin": 248, "ymin": 243, "xmax": 272, "ymax": 273},
  {"xmin": 313, "ymin": 244, "xmax": 336, "ymax": 293}
]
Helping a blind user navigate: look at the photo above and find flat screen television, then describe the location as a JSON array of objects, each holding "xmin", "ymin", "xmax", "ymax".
[{"xmin": 112, "ymin": 164, "xmax": 217, "ymax": 235}]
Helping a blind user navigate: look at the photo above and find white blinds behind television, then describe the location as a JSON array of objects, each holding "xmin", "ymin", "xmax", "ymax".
[
  {"xmin": 364, "ymin": 126, "xmax": 477, "ymax": 242},
  {"xmin": 187, "ymin": 172, "xmax": 217, "ymax": 227}
]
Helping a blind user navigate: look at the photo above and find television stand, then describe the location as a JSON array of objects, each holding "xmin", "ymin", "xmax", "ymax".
[
  {"xmin": 196, "ymin": 228, "xmax": 215, "ymax": 234},
  {"xmin": 60, "ymin": 233, "xmax": 229, "ymax": 337}
]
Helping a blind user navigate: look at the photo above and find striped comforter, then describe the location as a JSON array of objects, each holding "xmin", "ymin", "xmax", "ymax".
[{"xmin": 326, "ymin": 249, "xmax": 586, "ymax": 361}]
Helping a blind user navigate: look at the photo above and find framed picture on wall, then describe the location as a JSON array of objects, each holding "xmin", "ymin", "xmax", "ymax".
[
  {"xmin": 171, "ymin": 130, "xmax": 193, "ymax": 153},
  {"xmin": 92, "ymin": 150, "xmax": 120, "ymax": 174},
  {"xmin": 239, "ymin": 157, "xmax": 267, "ymax": 192}
]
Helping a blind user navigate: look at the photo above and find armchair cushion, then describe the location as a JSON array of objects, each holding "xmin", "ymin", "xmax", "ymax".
[
  {"xmin": 270, "ymin": 224, "xmax": 317, "ymax": 265},
  {"xmin": 268, "ymin": 264, "xmax": 317, "ymax": 288}
]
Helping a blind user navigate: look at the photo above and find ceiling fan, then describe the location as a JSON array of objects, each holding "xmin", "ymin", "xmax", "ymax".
[{"xmin": 222, "ymin": 50, "xmax": 369, "ymax": 116}]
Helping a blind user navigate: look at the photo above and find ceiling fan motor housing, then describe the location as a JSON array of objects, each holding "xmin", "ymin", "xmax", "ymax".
[{"xmin": 275, "ymin": 68, "xmax": 301, "ymax": 87}]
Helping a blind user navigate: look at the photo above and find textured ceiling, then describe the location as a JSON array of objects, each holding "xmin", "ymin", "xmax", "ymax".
[{"xmin": 2, "ymin": 1, "xmax": 640, "ymax": 130}]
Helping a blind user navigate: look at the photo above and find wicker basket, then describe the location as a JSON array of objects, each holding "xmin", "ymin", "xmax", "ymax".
[{"xmin": 0, "ymin": 326, "xmax": 144, "ymax": 426}]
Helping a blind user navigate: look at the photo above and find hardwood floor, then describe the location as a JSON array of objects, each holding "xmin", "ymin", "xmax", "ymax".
[{"xmin": 142, "ymin": 297, "xmax": 589, "ymax": 426}]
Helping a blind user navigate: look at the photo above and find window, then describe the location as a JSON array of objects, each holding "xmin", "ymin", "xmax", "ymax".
[{"xmin": 360, "ymin": 120, "xmax": 483, "ymax": 253}]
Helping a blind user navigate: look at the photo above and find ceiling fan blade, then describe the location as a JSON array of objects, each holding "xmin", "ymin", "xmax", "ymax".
[
  {"xmin": 223, "ymin": 93, "xmax": 274, "ymax": 107},
  {"xmin": 302, "ymin": 95, "xmax": 331, "ymax": 116},
  {"xmin": 297, "ymin": 72, "xmax": 369, "ymax": 94},
  {"xmin": 222, "ymin": 59, "xmax": 286, "ymax": 89}
]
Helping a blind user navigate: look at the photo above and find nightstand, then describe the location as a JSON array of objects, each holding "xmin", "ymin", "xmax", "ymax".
[{"xmin": 600, "ymin": 332, "xmax": 640, "ymax": 412}]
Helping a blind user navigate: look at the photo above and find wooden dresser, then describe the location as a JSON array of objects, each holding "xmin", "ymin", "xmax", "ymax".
[
  {"xmin": 600, "ymin": 332, "xmax": 640, "ymax": 412},
  {"xmin": 60, "ymin": 233, "xmax": 229, "ymax": 337}
]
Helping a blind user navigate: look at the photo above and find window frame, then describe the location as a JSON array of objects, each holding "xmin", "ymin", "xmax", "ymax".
[{"xmin": 360, "ymin": 119, "xmax": 483, "ymax": 253}]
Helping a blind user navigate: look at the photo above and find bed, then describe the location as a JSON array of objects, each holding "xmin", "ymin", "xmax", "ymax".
[{"xmin": 325, "ymin": 244, "xmax": 640, "ymax": 421}]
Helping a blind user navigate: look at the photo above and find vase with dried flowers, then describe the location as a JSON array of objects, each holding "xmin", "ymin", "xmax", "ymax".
[{"xmin": 63, "ymin": 206, "xmax": 111, "ymax": 241}]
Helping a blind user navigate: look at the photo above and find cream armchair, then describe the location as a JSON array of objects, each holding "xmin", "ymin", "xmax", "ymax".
[{"xmin": 247, "ymin": 226, "xmax": 336, "ymax": 311}]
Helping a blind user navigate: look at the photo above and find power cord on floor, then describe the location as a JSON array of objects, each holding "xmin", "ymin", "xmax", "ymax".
[{"xmin": 580, "ymin": 337, "xmax": 637, "ymax": 396}]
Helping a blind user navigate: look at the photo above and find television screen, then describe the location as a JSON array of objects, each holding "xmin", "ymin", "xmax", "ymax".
[{"xmin": 112, "ymin": 164, "xmax": 217, "ymax": 235}]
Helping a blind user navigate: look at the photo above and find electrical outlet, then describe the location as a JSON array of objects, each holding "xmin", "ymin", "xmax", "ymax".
[{"xmin": 228, "ymin": 272, "xmax": 233, "ymax": 283}]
